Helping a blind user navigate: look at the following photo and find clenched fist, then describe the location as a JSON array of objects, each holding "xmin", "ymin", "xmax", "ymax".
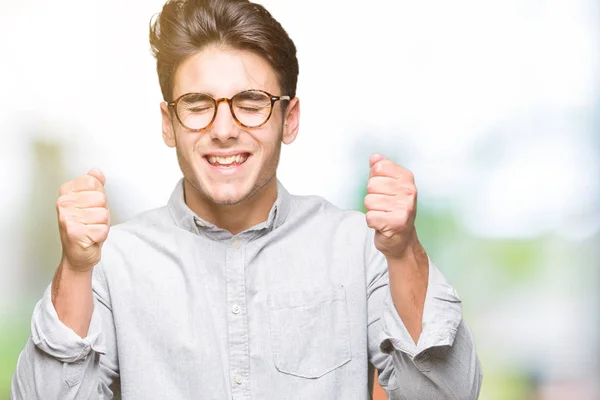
[
  {"xmin": 56, "ymin": 168, "xmax": 110, "ymax": 272},
  {"xmin": 364, "ymin": 154, "xmax": 419, "ymax": 260}
]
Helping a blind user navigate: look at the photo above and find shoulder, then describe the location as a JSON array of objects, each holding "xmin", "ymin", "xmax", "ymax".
[
  {"xmin": 107, "ymin": 205, "xmax": 173, "ymax": 241},
  {"xmin": 97, "ymin": 205, "xmax": 177, "ymax": 269},
  {"xmin": 288, "ymin": 192, "xmax": 371, "ymax": 242}
]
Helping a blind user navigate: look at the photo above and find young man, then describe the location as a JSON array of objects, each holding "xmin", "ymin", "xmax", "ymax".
[{"xmin": 11, "ymin": 0, "xmax": 482, "ymax": 399}]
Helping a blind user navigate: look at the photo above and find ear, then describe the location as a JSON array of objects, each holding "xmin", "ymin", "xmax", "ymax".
[
  {"xmin": 282, "ymin": 97, "xmax": 300, "ymax": 145},
  {"xmin": 161, "ymin": 102, "xmax": 177, "ymax": 148}
]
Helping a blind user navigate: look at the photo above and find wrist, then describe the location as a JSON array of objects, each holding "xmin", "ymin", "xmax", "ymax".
[
  {"xmin": 60, "ymin": 253, "xmax": 96, "ymax": 274},
  {"xmin": 52, "ymin": 256, "xmax": 94, "ymax": 304},
  {"xmin": 386, "ymin": 236, "xmax": 427, "ymax": 267}
]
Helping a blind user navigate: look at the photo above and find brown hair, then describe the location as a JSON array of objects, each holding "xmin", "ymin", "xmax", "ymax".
[{"xmin": 149, "ymin": 0, "xmax": 299, "ymax": 105}]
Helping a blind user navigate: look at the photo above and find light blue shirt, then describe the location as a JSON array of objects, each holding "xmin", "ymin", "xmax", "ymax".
[{"xmin": 11, "ymin": 179, "xmax": 482, "ymax": 399}]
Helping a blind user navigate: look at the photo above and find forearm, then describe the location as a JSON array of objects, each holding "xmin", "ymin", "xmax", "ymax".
[
  {"xmin": 52, "ymin": 257, "xmax": 94, "ymax": 338},
  {"xmin": 387, "ymin": 238, "xmax": 429, "ymax": 344},
  {"xmin": 370, "ymin": 246, "xmax": 482, "ymax": 398}
]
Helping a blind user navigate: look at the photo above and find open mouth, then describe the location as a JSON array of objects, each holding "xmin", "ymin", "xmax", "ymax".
[{"xmin": 205, "ymin": 153, "xmax": 251, "ymax": 168}]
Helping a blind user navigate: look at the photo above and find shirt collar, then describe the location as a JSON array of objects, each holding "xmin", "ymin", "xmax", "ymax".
[{"xmin": 167, "ymin": 178, "xmax": 291, "ymax": 235}]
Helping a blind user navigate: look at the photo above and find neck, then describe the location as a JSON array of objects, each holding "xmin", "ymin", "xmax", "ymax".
[{"xmin": 183, "ymin": 177, "xmax": 278, "ymax": 235}]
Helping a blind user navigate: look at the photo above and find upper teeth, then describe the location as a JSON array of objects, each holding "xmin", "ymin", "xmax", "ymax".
[{"xmin": 208, "ymin": 154, "xmax": 248, "ymax": 165}]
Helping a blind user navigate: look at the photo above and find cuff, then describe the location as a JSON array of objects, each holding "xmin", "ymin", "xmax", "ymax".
[
  {"xmin": 31, "ymin": 285, "xmax": 106, "ymax": 363},
  {"xmin": 379, "ymin": 258, "xmax": 462, "ymax": 358}
]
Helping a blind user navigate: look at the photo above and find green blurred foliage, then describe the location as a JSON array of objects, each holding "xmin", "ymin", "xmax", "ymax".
[{"xmin": 0, "ymin": 316, "xmax": 29, "ymax": 399}]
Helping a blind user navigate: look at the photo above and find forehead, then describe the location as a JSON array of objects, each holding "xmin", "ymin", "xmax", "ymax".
[{"xmin": 174, "ymin": 46, "xmax": 279, "ymax": 98}]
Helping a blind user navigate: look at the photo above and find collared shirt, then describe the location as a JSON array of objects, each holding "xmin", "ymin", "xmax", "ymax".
[{"xmin": 12, "ymin": 179, "xmax": 482, "ymax": 400}]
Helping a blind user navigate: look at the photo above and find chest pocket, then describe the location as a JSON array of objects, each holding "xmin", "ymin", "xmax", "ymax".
[{"xmin": 267, "ymin": 285, "xmax": 352, "ymax": 379}]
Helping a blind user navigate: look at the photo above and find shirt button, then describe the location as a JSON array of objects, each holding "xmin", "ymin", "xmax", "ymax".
[
  {"xmin": 232, "ymin": 304, "xmax": 241, "ymax": 314},
  {"xmin": 235, "ymin": 375, "xmax": 243, "ymax": 385},
  {"xmin": 232, "ymin": 240, "xmax": 240, "ymax": 249}
]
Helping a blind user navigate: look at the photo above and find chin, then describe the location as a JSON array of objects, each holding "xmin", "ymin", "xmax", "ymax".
[
  {"xmin": 210, "ymin": 194, "xmax": 246, "ymax": 206},
  {"xmin": 204, "ymin": 181, "xmax": 253, "ymax": 206}
]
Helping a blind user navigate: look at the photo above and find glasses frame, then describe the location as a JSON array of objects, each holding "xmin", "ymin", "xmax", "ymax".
[{"xmin": 167, "ymin": 89, "xmax": 291, "ymax": 132}]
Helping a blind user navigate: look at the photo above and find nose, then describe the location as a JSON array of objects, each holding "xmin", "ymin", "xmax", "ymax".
[{"xmin": 208, "ymin": 99, "xmax": 239, "ymax": 142}]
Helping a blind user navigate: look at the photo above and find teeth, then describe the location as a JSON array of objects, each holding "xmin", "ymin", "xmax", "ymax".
[{"xmin": 208, "ymin": 154, "xmax": 248, "ymax": 166}]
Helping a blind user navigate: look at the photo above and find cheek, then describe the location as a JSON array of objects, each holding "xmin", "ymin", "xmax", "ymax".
[
  {"xmin": 255, "ymin": 125, "xmax": 283, "ymax": 150},
  {"xmin": 260, "ymin": 133, "xmax": 282, "ymax": 170},
  {"xmin": 256, "ymin": 137, "xmax": 281, "ymax": 170},
  {"xmin": 176, "ymin": 131, "xmax": 203, "ymax": 156}
]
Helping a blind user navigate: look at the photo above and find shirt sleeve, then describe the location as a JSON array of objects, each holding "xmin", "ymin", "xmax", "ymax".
[
  {"xmin": 11, "ymin": 264, "xmax": 120, "ymax": 400},
  {"xmin": 379, "ymin": 258, "xmax": 463, "ymax": 359},
  {"xmin": 365, "ymin": 228, "xmax": 483, "ymax": 399},
  {"xmin": 30, "ymin": 284, "xmax": 106, "ymax": 362}
]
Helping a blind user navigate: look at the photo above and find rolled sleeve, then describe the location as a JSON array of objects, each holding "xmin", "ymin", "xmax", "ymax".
[
  {"xmin": 379, "ymin": 258, "xmax": 462, "ymax": 359},
  {"xmin": 31, "ymin": 285, "xmax": 106, "ymax": 363},
  {"xmin": 12, "ymin": 264, "xmax": 118, "ymax": 400}
]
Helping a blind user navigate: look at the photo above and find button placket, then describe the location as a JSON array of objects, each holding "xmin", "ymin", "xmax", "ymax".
[{"xmin": 225, "ymin": 240, "xmax": 251, "ymax": 399}]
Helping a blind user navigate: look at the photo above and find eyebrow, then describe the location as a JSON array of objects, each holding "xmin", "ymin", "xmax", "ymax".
[
  {"xmin": 235, "ymin": 91, "xmax": 269, "ymax": 100},
  {"xmin": 176, "ymin": 90, "xmax": 270, "ymax": 101},
  {"xmin": 179, "ymin": 93, "xmax": 212, "ymax": 102}
]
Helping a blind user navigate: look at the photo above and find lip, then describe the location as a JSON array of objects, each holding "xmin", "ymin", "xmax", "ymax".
[{"xmin": 203, "ymin": 152, "xmax": 252, "ymax": 175}]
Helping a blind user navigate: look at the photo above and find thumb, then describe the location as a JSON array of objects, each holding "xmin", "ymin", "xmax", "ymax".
[
  {"xmin": 369, "ymin": 153, "xmax": 386, "ymax": 168},
  {"xmin": 87, "ymin": 168, "xmax": 106, "ymax": 187}
]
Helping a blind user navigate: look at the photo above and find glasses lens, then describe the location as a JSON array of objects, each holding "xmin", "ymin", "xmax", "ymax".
[
  {"xmin": 176, "ymin": 93, "xmax": 215, "ymax": 130},
  {"xmin": 232, "ymin": 91, "xmax": 272, "ymax": 127}
]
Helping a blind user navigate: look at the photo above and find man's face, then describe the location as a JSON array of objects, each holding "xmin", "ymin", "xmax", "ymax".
[{"xmin": 160, "ymin": 46, "xmax": 299, "ymax": 206}]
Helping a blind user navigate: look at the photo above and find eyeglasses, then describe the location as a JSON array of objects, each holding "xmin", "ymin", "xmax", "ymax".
[{"xmin": 167, "ymin": 89, "xmax": 291, "ymax": 132}]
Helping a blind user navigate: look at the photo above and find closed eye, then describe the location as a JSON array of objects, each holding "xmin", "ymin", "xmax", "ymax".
[{"xmin": 187, "ymin": 107, "xmax": 212, "ymax": 113}]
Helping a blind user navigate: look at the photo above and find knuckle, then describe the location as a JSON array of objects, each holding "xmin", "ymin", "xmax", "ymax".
[
  {"xmin": 58, "ymin": 183, "xmax": 69, "ymax": 196},
  {"xmin": 368, "ymin": 178, "xmax": 383, "ymax": 193},
  {"xmin": 408, "ymin": 204, "xmax": 417, "ymax": 215},
  {"xmin": 366, "ymin": 210, "xmax": 378, "ymax": 224},
  {"xmin": 56, "ymin": 195, "xmax": 70, "ymax": 209},
  {"xmin": 98, "ymin": 224, "xmax": 110, "ymax": 239},
  {"xmin": 57, "ymin": 209, "xmax": 71, "ymax": 225},
  {"xmin": 99, "ymin": 192, "xmax": 107, "ymax": 205},
  {"xmin": 94, "ymin": 192, "xmax": 107, "ymax": 207},
  {"xmin": 57, "ymin": 214, "xmax": 67, "ymax": 227},
  {"xmin": 404, "ymin": 185, "xmax": 417, "ymax": 197}
]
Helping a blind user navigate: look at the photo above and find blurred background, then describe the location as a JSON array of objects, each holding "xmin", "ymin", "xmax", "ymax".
[{"xmin": 0, "ymin": 0, "xmax": 598, "ymax": 399}]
